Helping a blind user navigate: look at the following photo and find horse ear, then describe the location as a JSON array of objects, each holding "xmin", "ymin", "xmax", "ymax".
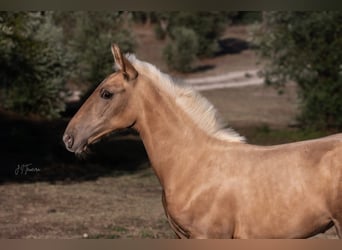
[{"xmin": 111, "ymin": 44, "xmax": 138, "ymax": 81}]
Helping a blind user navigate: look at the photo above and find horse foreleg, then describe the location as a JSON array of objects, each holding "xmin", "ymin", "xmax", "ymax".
[
  {"xmin": 330, "ymin": 213, "xmax": 342, "ymax": 239},
  {"xmin": 332, "ymin": 219, "xmax": 342, "ymax": 238}
]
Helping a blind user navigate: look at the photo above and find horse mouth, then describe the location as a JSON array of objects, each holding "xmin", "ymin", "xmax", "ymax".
[
  {"xmin": 77, "ymin": 143, "xmax": 89, "ymax": 154},
  {"xmin": 72, "ymin": 128, "xmax": 131, "ymax": 156},
  {"xmin": 66, "ymin": 139, "xmax": 89, "ymax": 156},
  {"xmin": 72, "ymin": 138, "xmax": 97, "ymax": 156},
  {"xmin": 74, "ymin": 130, "xmax": 114, "ymax": 155}
]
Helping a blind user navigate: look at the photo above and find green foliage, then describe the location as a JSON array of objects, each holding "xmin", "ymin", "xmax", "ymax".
[
  {"xmin": 0, "ymin": 11, "xmax": 137, "ymax": 119},
  {"xmin": 163, "ymin": 27, "xmax": 199, "ymax": 72},
  {"xmin": 253, "ymin": 11, "xmax": 342, "ymax": 129},
  {"xmin": 55, "ymin": 11, "xmax": 136, "ymax": 86},
  {"xmin": 0, "ymin": 12, "xmax": 69, "ymax": 119},
  {"xmin": 154, "ymin": 12, "xmax": 229, "ymax": 57}
]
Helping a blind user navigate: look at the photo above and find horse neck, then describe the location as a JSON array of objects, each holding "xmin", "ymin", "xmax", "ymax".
[{"xmin": 133, "ymin": 80, "xmax": 210, "ymax": 188}]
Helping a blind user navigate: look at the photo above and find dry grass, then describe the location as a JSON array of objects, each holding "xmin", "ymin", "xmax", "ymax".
[
  {"xmin": 0, "ymin": 168, "xmax": 175, "ymax": 239},
  {"xmin": 0, "ymin": 162, "xmax": 337, "ymax": 239},
  {"xmin": 202, "ymin": 84, "xmax": 299, "ymax": 128}
]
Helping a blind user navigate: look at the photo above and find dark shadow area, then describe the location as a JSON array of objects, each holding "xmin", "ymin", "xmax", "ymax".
[
  {"xmin": 60, "ymin": 100, "xmax": 83, "ymax": 118},
  {"xmin": 0, "ymin": 109, "xmax": 149, "ymax": 184},
  {"xmin": 190, "ymin": 64, "xmax": 215, "ymax": 73},
  {"xmin": 188, "ymin": 37, "xmax": 251, "ymax": 74},
  {"xmin": 215, "ymin": 37, "xmax": 250, "ymax": 56}
]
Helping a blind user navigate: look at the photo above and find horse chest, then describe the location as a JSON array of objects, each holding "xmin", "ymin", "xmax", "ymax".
[
  {"xmin": 162, "ymin": 191, "xmax": 191, "ymax": 238},
  {"xmin": 162, "ymin": 189, "xmax": 235, "ymax": 238}
]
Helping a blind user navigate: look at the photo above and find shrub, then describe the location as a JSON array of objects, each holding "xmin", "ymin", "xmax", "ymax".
[
  {"xmin": 0, "ymin": 12, "xmax": 69, "ymax": 119},
  {"xmin": 0, "ymin": 11, "xmax": 137, "ymax": 119},
  {"xmin": 162, "ymin": 12, "xmax": 228, "ymax": 57},
  {"xmin": 163, "ymin": 27, "xmax": 199, "ymax": 72},
  {"xmin": 253, "ymin": 11, "xmax": 342, "ymax": 129},
  {"xmin": 61, "ymin": 11, "xmax": 136, "ymax": 86}
]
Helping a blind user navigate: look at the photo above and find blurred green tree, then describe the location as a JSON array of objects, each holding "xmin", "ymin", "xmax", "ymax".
[
  {"xmin": 163, "ymin": 27, "xmax": 199, "ymax": 72},
  {"xmin": 0, "ymin": 11, "xmax": 136, "ymax": 119},
  {"xmin": 253, "ymin": 11, "xmax": 342, "ymax": 129},
  {"xmin": 156, "ymin": 12, "xmax": 229, "ymax": 56},
  {"xmin": 150, "ymin": 12, "xmax": 230, "ymax": 72},
  {"xmin": 0, "ymin": 12, "xmax": 69, "ymax": 119},
  {"xmin": 55, "ymin": 11, "xmax": 136, "ymax": 85}
]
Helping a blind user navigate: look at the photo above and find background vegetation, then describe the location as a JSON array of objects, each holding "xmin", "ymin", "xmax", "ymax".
[
  {"xmin": 253, "ymin": 11, "xmax": 342, "ymax": 130},
  {"xmin": 0, "ymin": 12, "xmax": 68, "ymax": 118},
  {"xmin": 0, "ymin": 11, "xmax": 135, "ymax": 119},
  {"xmin": 0, "ymin": 11, "xmax": 340, "ymax": 129}
]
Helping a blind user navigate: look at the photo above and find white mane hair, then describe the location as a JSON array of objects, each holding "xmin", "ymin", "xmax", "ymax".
[{"xmin": 125, "ymin": 54, "xmax": 245, "ymax": 143}]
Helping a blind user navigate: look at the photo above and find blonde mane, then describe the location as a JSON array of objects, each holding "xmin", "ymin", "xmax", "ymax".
[{"xmin": 125, "ymin": 54, "xmax": 245, "ymax": 143}]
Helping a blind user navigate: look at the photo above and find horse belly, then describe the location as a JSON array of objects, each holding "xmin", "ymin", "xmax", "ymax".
[{"xmin": 235, "ymin": 202, "xmax": 333, "ymax": 238}]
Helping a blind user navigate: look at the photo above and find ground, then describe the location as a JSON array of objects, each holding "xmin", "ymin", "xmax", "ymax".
[
  {"xmin": 0, "ymin": 167, "xmax": 173, "ymax": 239},
  {"xmin": 0, "ymin": 24, "xmax": 338, "ymax": 239}
]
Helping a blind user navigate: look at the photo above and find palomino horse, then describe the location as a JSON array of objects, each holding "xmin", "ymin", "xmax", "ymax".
[{"xmin": 63, "ymin": 44, "xmax": 342, "ymax": 239}]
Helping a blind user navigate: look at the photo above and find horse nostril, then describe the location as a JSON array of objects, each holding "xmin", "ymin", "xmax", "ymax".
[{"xmin": 63, "ymin": 134, "xmax": 74, "ymax": 149}]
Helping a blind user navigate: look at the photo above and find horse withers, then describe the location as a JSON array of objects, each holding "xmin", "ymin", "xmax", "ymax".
[{"xmin": 63, "ymin": 44, "xmax": 342, "ymax": 239}]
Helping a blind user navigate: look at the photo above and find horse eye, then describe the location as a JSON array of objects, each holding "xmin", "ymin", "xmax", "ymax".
[{"xmin": 100, "ymin": 89, "xmax": 113, "ymax": 100}]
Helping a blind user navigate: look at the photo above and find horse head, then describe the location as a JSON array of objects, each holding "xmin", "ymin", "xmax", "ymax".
[{"xmin": 63, "ymin": 44, "xmax": 139, "ymax": 155}]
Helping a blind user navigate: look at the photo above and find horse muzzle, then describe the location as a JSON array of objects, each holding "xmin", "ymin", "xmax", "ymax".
[
  {"xmin": 63, "ymin": 133, "xmax": 74, "ymax": 151},
  {"xmin": 62, "ymin": 131, "xmax": 88, "ymax": 154}
]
